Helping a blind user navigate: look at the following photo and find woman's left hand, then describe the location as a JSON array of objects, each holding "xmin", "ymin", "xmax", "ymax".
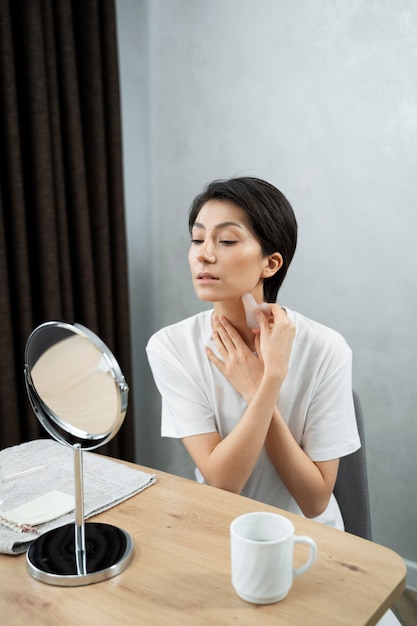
[{"xmin": 255, "ymin": 303, "xmax": 295, "ymax": 387}]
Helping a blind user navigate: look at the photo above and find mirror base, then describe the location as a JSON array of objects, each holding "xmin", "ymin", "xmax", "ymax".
[{"xmin": 26, "ymin": 522, "xmax": 134, "ymax": 586}]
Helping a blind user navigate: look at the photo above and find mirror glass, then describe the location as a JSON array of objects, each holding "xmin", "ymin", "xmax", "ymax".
[{"xmin": 24, "ymin": 322, "xmax": 129, "ymax": 450}]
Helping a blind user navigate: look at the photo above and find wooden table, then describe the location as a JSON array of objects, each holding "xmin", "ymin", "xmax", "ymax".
[{"xmin": 0, "ymin": 460, "xmax": 406, "ymax": 625}]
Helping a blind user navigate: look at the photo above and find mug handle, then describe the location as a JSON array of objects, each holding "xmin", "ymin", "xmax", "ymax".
[{"xmin": 293, "ymin": 536, "xmax": 317, "ymax": 578}]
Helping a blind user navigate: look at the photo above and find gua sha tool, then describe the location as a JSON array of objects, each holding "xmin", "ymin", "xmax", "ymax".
[{"xmin": 242, "ymin": 293, "xmax": 272, "ymax": 329}]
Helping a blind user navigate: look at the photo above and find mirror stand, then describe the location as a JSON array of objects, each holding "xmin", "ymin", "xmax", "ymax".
[
  {"xmin": 74, "ymin": 444, "xmax": 87, "ymax": 576},
  {"xmin": 24, "ymin": 321, "xmax": 134, "ymax": 587},
  {"xmin": 26, "ymin": 444, "xmax": 134, "ymax": 587}
]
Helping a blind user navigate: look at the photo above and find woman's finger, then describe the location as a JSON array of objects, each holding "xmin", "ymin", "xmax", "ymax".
[
  {"xmin": 214, "ymin": 315, "xmax": 243, "ymax": 350},
  {"xmin": 205, "ymin": 345, "xmax": 225, "ymax": 373},
  {"xmin": 255, "ymin": 310, "xmax": 270, "ymax": 334}
]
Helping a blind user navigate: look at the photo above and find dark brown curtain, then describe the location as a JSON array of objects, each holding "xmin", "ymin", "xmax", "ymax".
[{"xmin": 0, "ymin": 0, "xmax": 135, "ymax": 461}]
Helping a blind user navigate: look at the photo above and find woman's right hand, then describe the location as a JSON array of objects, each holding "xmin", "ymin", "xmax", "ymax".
[{"xmin": 206, "ymin": 314, "xmax": 264, "ymax": 403}]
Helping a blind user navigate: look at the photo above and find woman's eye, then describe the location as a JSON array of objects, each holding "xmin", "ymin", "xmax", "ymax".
[
  {"xmin": 220, "ymin": 240, "xmax": 237, "ymax": 246},
  {"xmin": 191, "ymin": 238, "xmax": 204, "ymax": 245}
]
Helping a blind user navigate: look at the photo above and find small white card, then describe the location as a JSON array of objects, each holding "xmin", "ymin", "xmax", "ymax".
[{"xmin": 0, "ymin": 490, "xmax": 75, "ymax": 533}]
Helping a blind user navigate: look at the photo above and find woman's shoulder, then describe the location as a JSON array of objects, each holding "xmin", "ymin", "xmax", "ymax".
[
  {"xmin": 146, "ymin": 309, "xmax": 213, "ymax": 352},
  {"xmin": 285, "ymin": 307, "xmax": 351, "ymax": 355}
]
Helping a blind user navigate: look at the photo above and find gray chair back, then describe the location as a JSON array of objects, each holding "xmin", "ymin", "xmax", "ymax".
[{"xmin": 333, "ymin": 391, "xmax": 372, "ymax": 540}]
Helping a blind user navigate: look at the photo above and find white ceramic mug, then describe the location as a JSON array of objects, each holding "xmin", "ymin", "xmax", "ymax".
[{"xmin": 230, "ymin": 511, "xmax": 317, "ymax": 604}]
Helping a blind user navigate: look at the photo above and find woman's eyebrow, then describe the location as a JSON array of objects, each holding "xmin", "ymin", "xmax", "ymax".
[{"xmin": 192, "ymin": 221, "xmax": 245, "ymax": 231}]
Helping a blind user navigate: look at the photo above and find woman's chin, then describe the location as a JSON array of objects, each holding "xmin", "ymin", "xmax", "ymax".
[{"xmin": 194, "ymin": 287, "xmax": 219, "ymax": 302}]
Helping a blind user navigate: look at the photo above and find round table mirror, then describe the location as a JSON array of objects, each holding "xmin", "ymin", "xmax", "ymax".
[{"xmin": 24, "ymin": 321, "xmax": 133, "ymax": 586}]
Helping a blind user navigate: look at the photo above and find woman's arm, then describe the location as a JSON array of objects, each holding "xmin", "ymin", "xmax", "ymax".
[
  {"xmin": 182, "ymin": 372, "xmax": 280, "ymax": 494},
  {"xmin": 183, "ymin": 305, "xmax": 293, "ymax": 495},
  {"xmin": 264, "ymin": 407, "xmax": 339, "ymax": 517},
  {"xmin": 256, "ymin": 308, "xmax": 339, "ymax": 517},
  {"xmin": 195, "ymin": 305, "xmax": 338, "ymax": 517}
]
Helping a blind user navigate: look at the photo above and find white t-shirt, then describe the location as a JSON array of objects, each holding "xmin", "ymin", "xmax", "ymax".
[{"xmin": 146, "ymin": 307, "xmax": 360, "ymax": 530}]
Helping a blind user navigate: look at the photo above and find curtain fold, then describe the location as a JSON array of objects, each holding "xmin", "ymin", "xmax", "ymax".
[{"xmin": 0, "ymin": 0, "xmax": 135, "ymax": 460}]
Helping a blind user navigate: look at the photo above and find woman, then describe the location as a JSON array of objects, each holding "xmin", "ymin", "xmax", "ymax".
[{"xmin": 146, "ymin": 176, "xmax": 360, "ymax": 530}]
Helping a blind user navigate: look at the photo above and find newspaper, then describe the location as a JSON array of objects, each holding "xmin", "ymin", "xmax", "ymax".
[{"xmin": 0, "ymin": 439, "xmax": 156, "ymax": 554}]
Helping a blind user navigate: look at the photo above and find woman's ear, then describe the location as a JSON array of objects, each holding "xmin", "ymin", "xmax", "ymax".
[{"xmin": 261, "ymin": 252, "xmax": 283, "ymax": 278}]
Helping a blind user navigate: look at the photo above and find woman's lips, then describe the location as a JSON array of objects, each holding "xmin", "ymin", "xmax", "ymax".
[{"xmin": 196, "ymin": 273, "xmax": 219, "ymax": 283}]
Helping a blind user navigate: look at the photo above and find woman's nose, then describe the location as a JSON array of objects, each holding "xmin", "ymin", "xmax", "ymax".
[{"xmin": 197, "ymin": 243, "xmax": 216, "ymax": 263}]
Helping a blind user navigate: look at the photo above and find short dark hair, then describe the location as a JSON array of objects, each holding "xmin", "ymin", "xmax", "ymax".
[{"xmin": 189, "ymin": 177, "xmax": 298, "ymax": 301}]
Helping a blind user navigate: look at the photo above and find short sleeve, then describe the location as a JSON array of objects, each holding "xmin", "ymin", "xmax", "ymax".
[
  {"xmin": 302, "ymin": 344, "xmax": 360, "ymax": 461},
  {"xmin": 146, "ymin": 332, "xmax": 217, "ymax": 439}
]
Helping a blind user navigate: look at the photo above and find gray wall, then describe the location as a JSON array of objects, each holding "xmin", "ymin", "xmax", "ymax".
[{"xmin": 116, "ymin": 0, "xmax": 417, "ymax": 582}]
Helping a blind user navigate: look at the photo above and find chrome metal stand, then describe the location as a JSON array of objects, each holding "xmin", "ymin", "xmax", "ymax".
[{"xmin": 26, "ymin": 446, "xmax": 134, "ymax": 586}]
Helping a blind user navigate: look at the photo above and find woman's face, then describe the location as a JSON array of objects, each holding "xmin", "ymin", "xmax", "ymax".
[{"xmin": 188, "ymin": 200, "xmax": 269, "ymax": 303}]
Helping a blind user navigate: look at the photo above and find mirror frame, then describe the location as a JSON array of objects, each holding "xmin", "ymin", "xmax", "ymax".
[{"xmin": 24, "ymin": 321, "xmax": 129, "ymax": 450}]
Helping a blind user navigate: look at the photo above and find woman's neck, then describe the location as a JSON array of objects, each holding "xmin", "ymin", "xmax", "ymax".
[{"xmin": 213, "ymin": 298, "xmax": 256, "ymax": 350}]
